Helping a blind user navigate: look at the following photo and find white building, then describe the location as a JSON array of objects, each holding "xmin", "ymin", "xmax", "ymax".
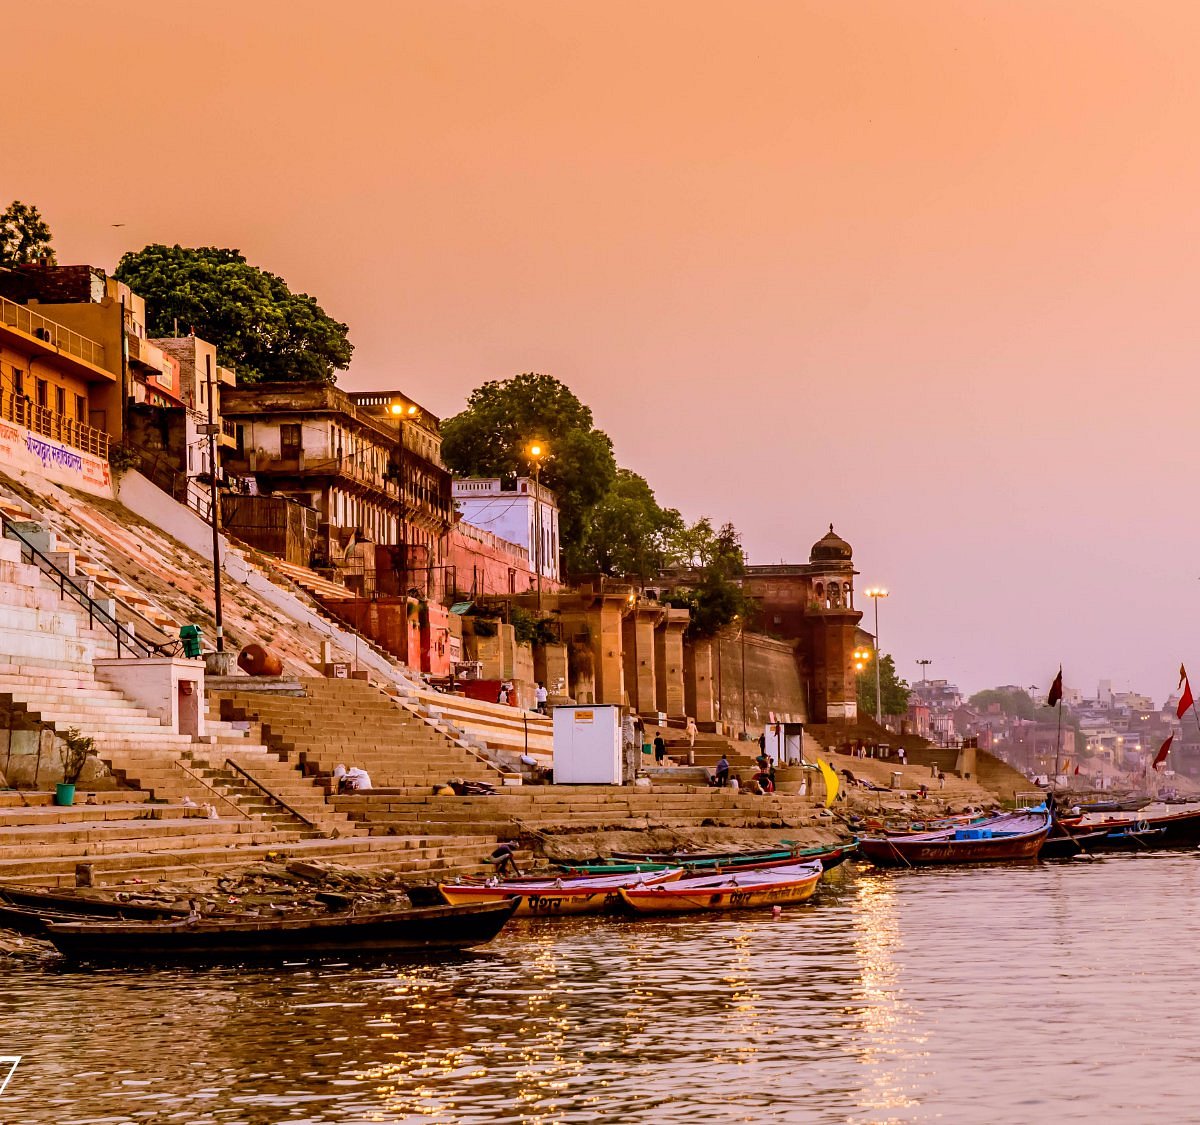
[{"xmin": 453, "ymin": 477, "xmax": 560, "ymax": 582}]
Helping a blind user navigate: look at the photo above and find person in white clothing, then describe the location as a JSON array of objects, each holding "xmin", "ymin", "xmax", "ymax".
[
  {"xmin": 344, "ymin": 766, "xmax": 372, "ymax": 791},
  {"xmin": 535, "ymin": 683, "xmax": 548, "ymax": 713}
]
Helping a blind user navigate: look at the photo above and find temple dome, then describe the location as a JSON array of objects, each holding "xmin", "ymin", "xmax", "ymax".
[{"xmin": 810, "ymin": 524, "xmax": 853, "ymax": 563}]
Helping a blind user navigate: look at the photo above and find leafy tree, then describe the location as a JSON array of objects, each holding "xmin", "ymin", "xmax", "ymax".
[
  {"xmin": 578, "ymin": 470, "xmax": 684, "ymax": 580},
  {"xmin": 0, "ymin": 201, "xmax": 55, "ymax": 266},
  {"xmin": 668, "ymin": 518, "xmax": 745, "ymax": 577},
  {"xmin": 114, "ymin": 245, "xmax": 352, "ymax": 384},
  {"xmin": 441, "ymin": 373, "xmax": 618, "ymax": 572},
  {"xmin": 857, "ymin": 653, "xmax": 911, "ymax": 717},
  {"xmin": 968, "ymin": 687, "xmax": 1036, "ymax": 720},
  {"xmin": 664, "ymin": 520, "xmax": 751, "ymax": 639}
]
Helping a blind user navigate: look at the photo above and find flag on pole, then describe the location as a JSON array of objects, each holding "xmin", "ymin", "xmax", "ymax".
[
  {"xmin": 1178, "ymin": 667, "xmax": 1194, "ymax": 720},
  {"xmin": 1074, "ymin": 764, "xmax": 1081, "ymax": 776},
  {"xmin": 1047, "ymin": 669, "xmax": 1063, "ymax": 708},
  {"xmin": 1154, "ymin": 734, "xmax": 1175, "ymax": 771}
]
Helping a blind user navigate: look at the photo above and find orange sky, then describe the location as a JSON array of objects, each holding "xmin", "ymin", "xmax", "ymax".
[{"xmin": 12, "ymin": 1, "xmax": 1200, "ymax": 697}]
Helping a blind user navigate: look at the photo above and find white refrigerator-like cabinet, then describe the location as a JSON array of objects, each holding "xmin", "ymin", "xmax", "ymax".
[{"xmin": 552, "ymin": 705, "xmax": 622, "ymax": 784}]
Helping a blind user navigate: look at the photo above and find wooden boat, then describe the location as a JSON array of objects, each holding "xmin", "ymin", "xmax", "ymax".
[
  {"xmin": 42, "ymin": 899, "xmax": 518, "ymax": 964},
  {"xmin": 607, "ymin": 842, "xmax": 854, "ymax": 872},
  {"xmin": 0, "ymin": 885, "xmax": 187, "ymax": 920},
  {"xmin": 1038, "ymin": 828, "xmax": 1110, "ymax": 859},
  {"xmin": 1077, "ymin": 796, "xmax": 1153, "ymax": 813},
  {"xmin": 618, "ymin": 860, "xmax": 823, "ymax": 915},
  {"xmin": 857, "ymin": 809, "xmax": 1051, "ymax": 868},
  {"xmin": 438, "ymin": 868, "xmax": 682, "ymax": 916}
]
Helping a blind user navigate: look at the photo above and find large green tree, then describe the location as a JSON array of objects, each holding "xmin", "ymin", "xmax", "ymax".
[
  {"xmin": 441, "ymin": 373, "xmax": 617, "ymax": 572},
  {"xmin": 578, "ymin": 469, "xmax": 684, "ymax": 580},
  {"xmin": 0, "ymin": 201, "xmax": 55, "ymax": 266},
  {"xmin": 665, "ymin": 518, "xmax": 751, "ymax": 638},
  {"xmin": 857, "ymin": 653, "xmax": 911, "ymax": 717},
  {"xmin": 114, "ymin": 245, "xmax": 352, "ymax": 384}
]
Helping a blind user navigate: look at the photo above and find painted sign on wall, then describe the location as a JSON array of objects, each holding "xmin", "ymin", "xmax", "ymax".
[{"xmin": 0, "ymin": 421, "xmax": 112, "ymax": 497}]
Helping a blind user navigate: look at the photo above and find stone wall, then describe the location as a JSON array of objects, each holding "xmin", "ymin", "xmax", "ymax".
[{"xmin": 712, "ymin": 631, "xmax": 806, "ymax": 735}]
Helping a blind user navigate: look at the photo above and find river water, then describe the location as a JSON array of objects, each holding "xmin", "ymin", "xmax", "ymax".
[{"xmin": 3, "ymin": 852, "xmax": 1198, "ymax": 1124}]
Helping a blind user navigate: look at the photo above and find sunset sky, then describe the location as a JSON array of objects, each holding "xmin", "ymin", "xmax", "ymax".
[{"xmin": 12, "ymin": 1, "xmax": 1200, "ymax": 700}]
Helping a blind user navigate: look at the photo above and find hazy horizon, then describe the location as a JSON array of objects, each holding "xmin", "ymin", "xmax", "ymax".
[{"xmin": 11, "ymin": 1, "xmax": 1200, "ymax": 700}]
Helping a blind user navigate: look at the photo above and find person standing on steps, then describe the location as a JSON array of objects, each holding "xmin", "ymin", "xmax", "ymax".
[
  {"xmin": 653, "ymin": 732, "xmax": 667, "ymax": 765},
  {"xmin": 535, "ymin": 682, "xmax": 548, "ymax": 714}
]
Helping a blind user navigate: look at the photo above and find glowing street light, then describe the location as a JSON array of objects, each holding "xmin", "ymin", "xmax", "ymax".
[
  {"xmin": 864, "ymin": 587, "xmax": 889, "ymax": 724},
  {"xmin": 853, "ymin": 647, "xmax": 872, "ymax": 672},
  {"xmin": 527, "ymin": 440, "xmax": 548, "ymax": 609},
  {"xmin": 389, "ymin": 399, "xmax": 420, "ymax": 576}
]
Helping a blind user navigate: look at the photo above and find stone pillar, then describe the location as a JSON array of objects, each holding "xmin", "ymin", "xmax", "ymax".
[
  {"xmin": 591, "ymin": 596, "xmax": 626, "ymax": 706},
  {"xmin": 536, "ymin": 642, "xmax": 569, "ymax": 696},
  {"xmin": 684, "ymin": 637, "xmax": 715, "ymax": 725},
  {"xmin": 808, "ymin": 612, "xmax": 861, "ymax": 723},
  {"xmin": 655, "ymin": 609, "xmax": 689, "ymax": 720}
]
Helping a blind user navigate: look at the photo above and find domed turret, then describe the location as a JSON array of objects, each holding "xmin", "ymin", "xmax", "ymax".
[{"xmin": 810, "ymin": 524, "xmax": 853, "ymax": 564}]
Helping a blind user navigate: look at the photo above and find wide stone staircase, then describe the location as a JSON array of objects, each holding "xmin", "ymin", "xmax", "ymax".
[
  {"xmin": 209, "ymin": 678, "xmax": 504, "ymax": 790},
  {"xmin": 334, "ymin": 784, "xmax": 825, "ymax": 840}
]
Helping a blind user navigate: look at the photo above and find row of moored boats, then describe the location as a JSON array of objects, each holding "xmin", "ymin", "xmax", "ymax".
[{"xmin": 6, "ymin": 799, "xmax": 1194, "ymax": 964}]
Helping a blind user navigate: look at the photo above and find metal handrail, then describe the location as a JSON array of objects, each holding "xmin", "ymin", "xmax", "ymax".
[
  {"xmin": 170, "ymin": 758, "xmax": 252, "ymax": 820},
  {"xmin": 223, "ymin": 757, "xmax": 320, "ymax": 830},
  {"xmin": 0, "ymin": 513, "xmax": 169, "ymax": 660}
]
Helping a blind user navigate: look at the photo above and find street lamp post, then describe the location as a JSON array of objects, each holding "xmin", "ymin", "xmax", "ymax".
[
  {"xmin": 864, "ymin": 587, "xmax": 889, "ymax": 724},
  {"xmin": 917, "ymin": 658, "xmax": 932, "ymax": 685},
  {"xmin": 389, "ymin": 400, "xmax": 418, "ymax": 592},
  {"xmin": 739, "ymin": 616, "xmax": 747, "ymax": 739},
  {"xmin": 527, "ymin": 441, "xmax": 547, "ymax": 611}
]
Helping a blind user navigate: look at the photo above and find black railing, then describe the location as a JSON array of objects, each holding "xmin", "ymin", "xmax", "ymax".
[
  {"xmin": 0, "ymin": 513, "xmax": 171, "ymax": 660},
  {"xmin": 223, "ymin": 757, "xmax": 321, "ymax": 831}
]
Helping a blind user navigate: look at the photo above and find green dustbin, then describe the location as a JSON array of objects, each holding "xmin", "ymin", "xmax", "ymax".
[{"xmin": 179, "ymin": 624, "xmax": 203, "ymax": 659}]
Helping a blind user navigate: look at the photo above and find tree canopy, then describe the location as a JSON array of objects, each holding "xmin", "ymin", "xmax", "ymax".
[
  {"xmin": 968, "ymin": 687, "xmax": 1037, "ymax": 720},
  {"xmin": 114, "ymin": 245, "xmax": 352, "ymax": 384},
  {"xmin": 0, "ymin": 201, "xmax": 55, "ymax": 266},
  {"xmin": 665, "ymin": 519, "xmax": 751, "ymax": 639},
  {"xmin": 857, "ymin": 653, "xmax": 911, "ymax": 717},
  {"xmin": 577, "ymin": 469, "xmax": 684, "ymax": 580},
  {"xmin": 441, "ymin": 373, "xmax": 618, "ymax": 572}
]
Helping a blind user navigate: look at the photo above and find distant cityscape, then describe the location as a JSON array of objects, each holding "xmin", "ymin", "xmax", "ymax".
[{"xmin": 905, "ymin": 675, "xmax": 1192, "ymax": 786}]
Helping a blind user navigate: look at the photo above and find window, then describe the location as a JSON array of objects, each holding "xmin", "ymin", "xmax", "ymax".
[
  {"xmin": 35, "ymin": 379, "xmax": 47, "ymax": 408},
  {"xmin": 11, "ymin": 368, "xmax": 23, "ymax": 398},
  {"xmin": 280, "ymin": 424, "xmax": 302, "ymax": 459},
  {"xmin": 75, "ymin": 394, "xmax": 86, "ymax": 421},
  {"xmin": 55, "ymin": 386, "xmax": 66, "ymax": 416}
]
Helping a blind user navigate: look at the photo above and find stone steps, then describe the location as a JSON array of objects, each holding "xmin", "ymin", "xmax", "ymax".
[{"xmin": 0, "ymin": 832, "xmax": 500, "ymax": 888}]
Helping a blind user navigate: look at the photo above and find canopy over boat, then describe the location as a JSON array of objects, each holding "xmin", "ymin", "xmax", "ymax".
[{"xmin": 619, "ymin": 860, "xmax": 824, "ymax": 914}]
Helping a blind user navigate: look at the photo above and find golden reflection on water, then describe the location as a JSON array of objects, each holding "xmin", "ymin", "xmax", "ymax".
[
  {"xmin": 11, "ymin": 856, "xmax": 1200, "ymax": 1122},
  {"xmin": 848, "ymin": 874, "xmax": 922, "ymax": 1118}
]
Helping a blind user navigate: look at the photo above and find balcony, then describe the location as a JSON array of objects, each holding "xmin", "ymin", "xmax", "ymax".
[
  {"xmin": 2, "ymin": 391, "xmax": 109, "ymax": 459},
  {"xmin": 219, "ymin": 418, "xmax": 239, "ymax": 449},
  {"xmin": 0, "ymin": 294, "xmax": 107, "ymax": 371}
]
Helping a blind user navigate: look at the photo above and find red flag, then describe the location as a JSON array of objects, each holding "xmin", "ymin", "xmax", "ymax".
[
  {"xmin": 1074, "ymin": 765, "xmax": 1080, "ymax": 775},
  {"xmin": 1181, "ymin": 664, "xmax": 1189, "ymax": 690},
  {"xmin": 1179, "ymin": 677, "xmax": 1194, "ymax": 720},
  {"xmin": 1154, "ymin": 734, "xmax": 1174, "ymax": 771},
  {"xmin": 1047, "ymin": 669, "xmax": 1063, "ymax": 708}
]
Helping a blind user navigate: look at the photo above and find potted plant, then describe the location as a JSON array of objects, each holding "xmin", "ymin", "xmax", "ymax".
[{"xmin": 56, "ymin": 727, "xmax": 95, "ymax": 806}]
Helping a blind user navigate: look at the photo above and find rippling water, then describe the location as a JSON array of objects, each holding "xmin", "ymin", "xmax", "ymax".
[{"xmin": 3, "ymin": 853, "xmax": 1199, "ymax": 1124}]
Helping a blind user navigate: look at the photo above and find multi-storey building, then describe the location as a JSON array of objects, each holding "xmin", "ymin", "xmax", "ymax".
[
  {"xmin": 452, "ymin": 476, "xmax": 561, "ymax": 582},
  {"xmin": 220, "ymin": 384, "xmax": 452, "ymax": 590},
  {"xmin": 0, "ymin": 275, "xmax": 116, "ymax": 495},
  {"xmin": 0, "ymin": 264, "xmax": 184, "ymax": 442}
]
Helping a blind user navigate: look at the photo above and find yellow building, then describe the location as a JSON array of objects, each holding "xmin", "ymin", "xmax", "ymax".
[{"xmin": 0, "ymin": 287, "xmax": 114, "ymax": 461}]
